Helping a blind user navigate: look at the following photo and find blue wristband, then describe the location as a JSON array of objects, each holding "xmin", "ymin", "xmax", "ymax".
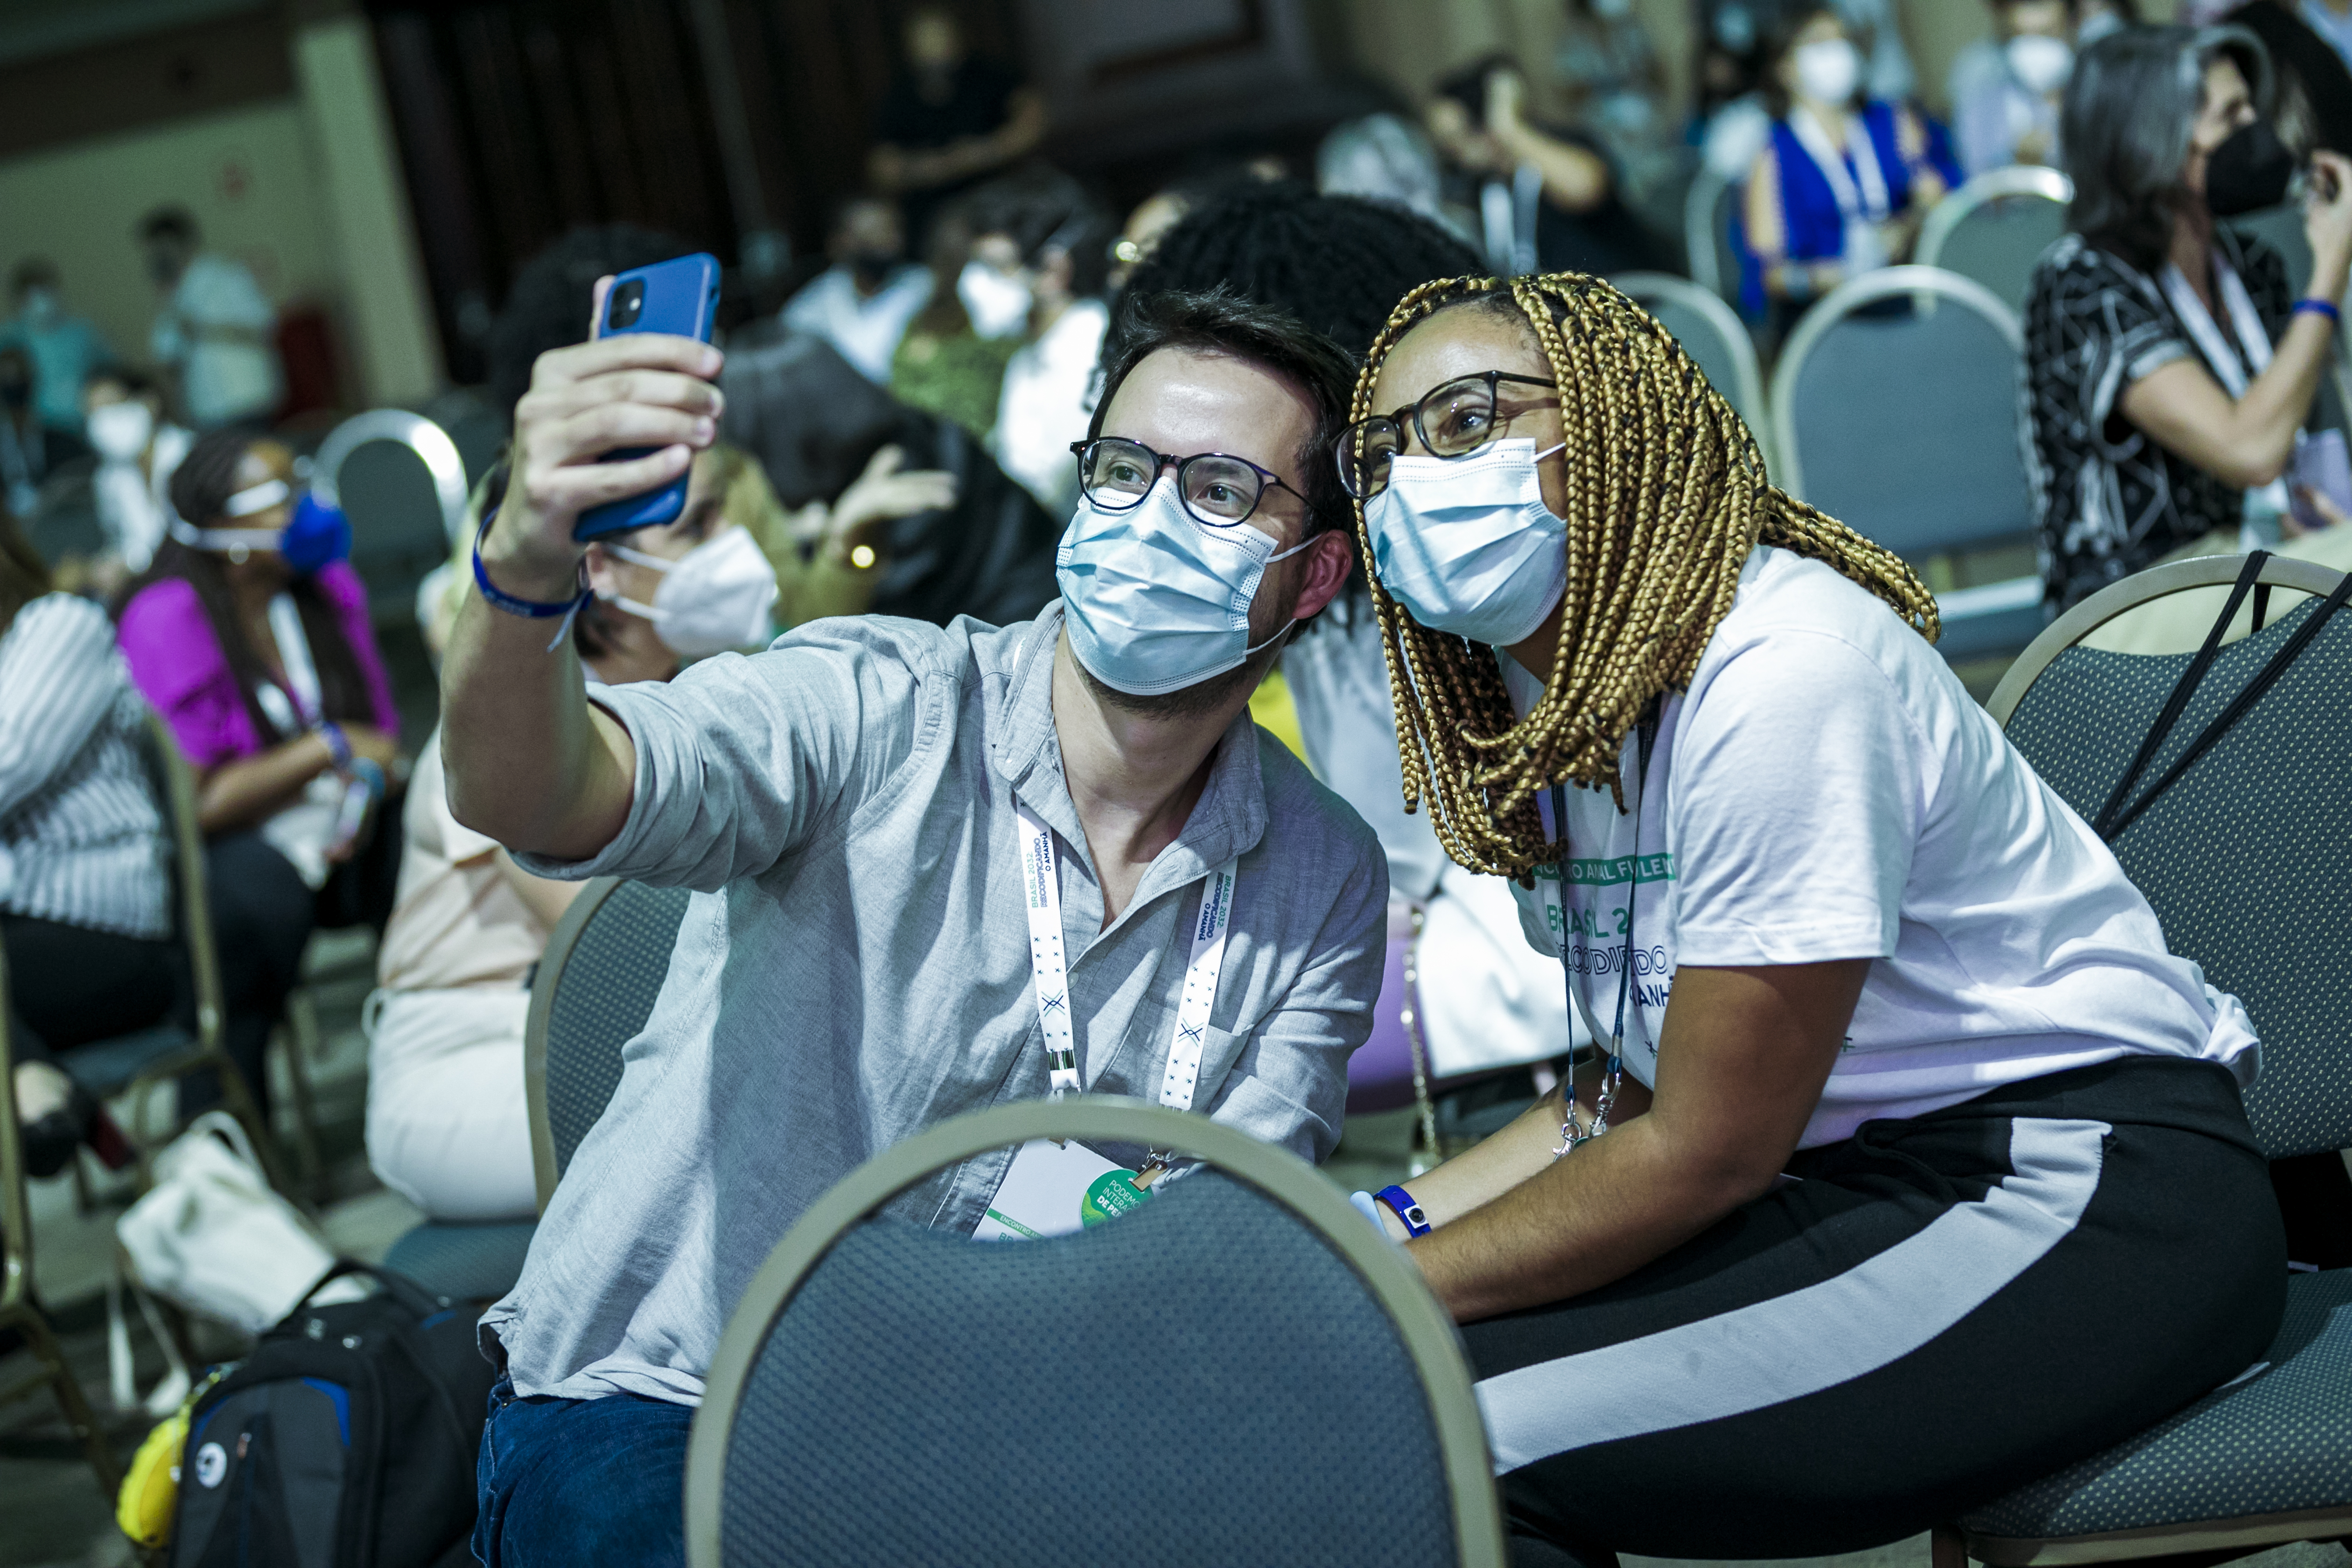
[
  {"xmin": 472, "ymin": 515, "xmax": 591, "ymax": 651},
  {"xmin": 2294, "ymin": 297, "xmax": 2341, "ymax": 324},
  {"xmin": 1373, "ymin": 1184, "xmax": 1431, "ymax": 1238},
  {"xmin": 313, "ymin": 720, "xmax": 351, "ymax": 770}
]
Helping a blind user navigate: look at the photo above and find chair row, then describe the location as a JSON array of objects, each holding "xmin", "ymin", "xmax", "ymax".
[{"xmin": 1622, "ymin": 263, "xmax": 2044, "ymax": 664}]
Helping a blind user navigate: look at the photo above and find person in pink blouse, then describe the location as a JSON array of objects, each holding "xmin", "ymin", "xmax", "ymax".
[{"xmin": 115, "ymin": 427, "xmax": 405, "ymax": 1113}]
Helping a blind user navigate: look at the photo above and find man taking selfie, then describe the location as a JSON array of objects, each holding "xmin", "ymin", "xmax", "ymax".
[{"xmin": 444, "ymin": 284, "xmax": 1384, "ymax": 1567}]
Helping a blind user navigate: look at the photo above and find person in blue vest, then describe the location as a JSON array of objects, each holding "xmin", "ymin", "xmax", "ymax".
[{"xmin": 1736, "ymin": 3, "xmax": 1962, "ymax": 329}]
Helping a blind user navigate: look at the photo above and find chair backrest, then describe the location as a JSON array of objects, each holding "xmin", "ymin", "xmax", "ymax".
[
  {"xmin": 1770, "ymin": 265, "xmax": 2030, "ymax": 560},
  {"xmin": 0, "ymin": 940, "xmax": 34, "ymax": 1312},
  {"xmin": 686, "ymin": 1099, "xmax": 1504, "ymax": 1568},
  {"xmin": 1989, "ymin": 555, "xmax": 2352, "ymax": 1159},
  {"xmin": 524, "ymin": 877, "xmax": 693, "ymax": 1209},
  {"xmin": 1685, "ymin": 168, "xmax": 1742, "ymax": 303},
  {"xmin": 1615, "ymin": 271, "xmax": 1768, "ymax": 434},
  {"xmin": 1913, "ymin": 166, "xmax": 2071, "ymax": 312}
]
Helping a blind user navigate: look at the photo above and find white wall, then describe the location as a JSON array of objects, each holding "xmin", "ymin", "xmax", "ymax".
[{"xmin": 0, "ymin": 98, "xmax": 336, "ymax": 381}]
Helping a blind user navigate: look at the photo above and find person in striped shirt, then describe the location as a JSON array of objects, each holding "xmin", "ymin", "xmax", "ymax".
[{"xmin": 0, "ymin": 511, "xmax": 169, "ymax": 1176}]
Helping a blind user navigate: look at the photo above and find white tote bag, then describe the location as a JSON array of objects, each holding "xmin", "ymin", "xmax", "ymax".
[{"xmin": 115, "ymin": 1112, "xmax": 364, "ymax": 1334}]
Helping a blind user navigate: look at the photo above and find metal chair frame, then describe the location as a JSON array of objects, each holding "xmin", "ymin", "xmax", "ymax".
[
  {"xmin": 522, "ymin": 875, "xmax": 625, "ymax": 1213},
  {"xmin": 684, "ymin": 1098, "xmax": 1507, "ymax": 1568},
  {"xmin": 1913, "ymin": 165, "xmax": 2072, "ymax": 279},
  {"xmin": 1614, "ymin": 270, "xmax": 1769, "ymax": 435},
  {"xmin": 1684, "ymin": 167, "xmax": 1736, "ymax": 302},
  {"xmin": 104, "ymin": 713, "xmax": 288, "ymax": 1196},
  {"xmin": 1942, "ymin": 553, "xmax": 2352, "ymax": 1567},
  {"xmin": 1985, "ymin": 553, "xmax": 2348, "ymax": 725},
  {"xmin": 0, "ymin": 941, "xmax": 123, "ymax": 1498}
]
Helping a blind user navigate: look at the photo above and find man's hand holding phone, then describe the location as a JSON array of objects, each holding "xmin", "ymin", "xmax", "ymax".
[{"xmin": 477, "ymin": 274, "xmax": 725, "ymax": 603}]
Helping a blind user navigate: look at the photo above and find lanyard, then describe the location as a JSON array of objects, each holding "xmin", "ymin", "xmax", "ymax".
[
  {"xmin": 2161, "ymin": 249, "xmax": 2296, "ymax": 521},
  {"xmin": 1015, "ymin": 802, "xmax": 1239, "ymax": 1112},
  {"xmin": 1547, "ymin": 721, "xmax": 1650, "ymax": 1155},
  {"xmin": 1788, "ymin": 104, "xmax": 1891, "ymax": 224}
]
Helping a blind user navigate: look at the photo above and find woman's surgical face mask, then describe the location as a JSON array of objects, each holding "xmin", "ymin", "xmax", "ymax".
[
  {"xmin": 1364, "ymin": 437, "xmax": 1569, "ymax": 648},
  {"xmin": 956, "ymin": 259, "xmax": 1033, "ymax": 339},
  {"xmin": 1792, "ymin": 38, "xmax": 1862, "ymax": 105},
  {"xmin": 88, "ymin": 400, "xmax": 154, "ymax": 461},
  {"xmin": 601, "ymin": 525, "xmax": 779, "ymax": 657},
  {"xmin": 1057, "ymin": 477, "xmax": 1310, "ymax": 696},
  {"xmin": 2004, "ymin": 34, "xmax": 2073, "ymax": 96}
]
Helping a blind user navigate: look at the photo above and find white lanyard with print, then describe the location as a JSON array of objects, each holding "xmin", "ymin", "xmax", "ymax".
[
  {"xmin": 2161, "ymin": 249, "xmax": 2296, "ymax": 523},
  {"xmin": 978, "ymin": 801, "xmax": 1239, "ymax": 1240}
]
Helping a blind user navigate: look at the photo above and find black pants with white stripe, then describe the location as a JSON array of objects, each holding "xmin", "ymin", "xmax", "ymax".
[{"xmin": 1468, "ymin": 1057, "xmax": 2284, "ymax": 1565}]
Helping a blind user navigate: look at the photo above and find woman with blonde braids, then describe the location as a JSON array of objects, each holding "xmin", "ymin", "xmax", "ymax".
[{"xmin": 1343, "ymin": 272, "xmax": 2282, "ymax": 1564}]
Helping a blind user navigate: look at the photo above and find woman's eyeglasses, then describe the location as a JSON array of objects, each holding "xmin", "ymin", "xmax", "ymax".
[
  {"xmin": 1070, "ymin": 437, "xmax": 1302, "ymax": 527},
  {"xmin": 1335, "ymin": 371, "xmax": 1561, "ymax": 500}
]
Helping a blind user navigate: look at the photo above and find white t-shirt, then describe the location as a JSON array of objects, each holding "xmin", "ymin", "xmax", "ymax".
[
  {"xmin": 1503, "ymin": 545, "xmax": 2258, "ymax": 1148},
  {"xmin": 779, "ymin": 264, "xmax": 934, "ymax": 385}
]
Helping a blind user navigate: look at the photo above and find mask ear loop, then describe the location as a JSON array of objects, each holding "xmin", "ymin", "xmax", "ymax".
[
  {"xmin": 1241, "ymin": 534, "xmax": 1325, "ymax": 656},
  {"xmin": 602, "ymin": 543, "xmax": 678, "ymax": 573}
]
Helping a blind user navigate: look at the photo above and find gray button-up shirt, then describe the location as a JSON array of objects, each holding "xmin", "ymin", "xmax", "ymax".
[{"xmin": 483, "ymin": 606, "xmax": 1387, "ymax": 1403}]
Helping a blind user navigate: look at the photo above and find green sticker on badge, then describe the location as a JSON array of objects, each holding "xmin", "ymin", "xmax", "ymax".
[{"xmin": 1081, "ymin": 1169, "xmax": 1152, "ymax": 1226}]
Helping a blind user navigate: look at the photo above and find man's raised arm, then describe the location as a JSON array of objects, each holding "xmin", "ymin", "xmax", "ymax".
[{"xmin": 442, "ymin": 289, "xmax": 723, "ymax": 861}]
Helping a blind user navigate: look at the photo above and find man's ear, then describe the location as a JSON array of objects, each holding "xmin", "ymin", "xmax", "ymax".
[
  {"xmin": 582, "ymin": 542, "xmax": 621, "ymax": 599},
  {"xmin": 1291, "ymin": 528, "xmax": 1358, "ymax": 621}
]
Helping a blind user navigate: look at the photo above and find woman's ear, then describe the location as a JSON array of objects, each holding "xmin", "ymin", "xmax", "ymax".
[{"xmin": 582, "ymin": 541, "xmax": 621, "ymax": 599}]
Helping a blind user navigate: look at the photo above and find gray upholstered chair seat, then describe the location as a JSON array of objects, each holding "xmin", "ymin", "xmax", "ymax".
[
  {"xmin": 382, "ymin": 1218, "xmax": 538, "ymax": 1303},
  {"xmin": 1961, "ymin": 1269, "xmax": 2352, "ymax": 1547}
]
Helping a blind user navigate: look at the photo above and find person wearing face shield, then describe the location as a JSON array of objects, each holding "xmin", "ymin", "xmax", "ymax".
[
  {"xmin": 1948, "ymin": 0, "xmax": 2078, "ymax": 176},
  {"xmin": 365, "ymin": 445, "xmax": 779, "ymax": 1225},
  {"xmin": 112, "ymin": 430, "xmax": 403, "ymax": 1120},
  {"xmin": 1737, "ymin": 4, "xmax": 1963, "ymax": 325},
  {"xmin": 2025, "ymin": 25, "xmax": 2352, "ymax": 611},
  {"xmin": 0, "ymin": 258, "xmax": 112, "ymax": 435},
  {"xmin": 778, "ymin": 192, "xmax": 935, "ymax": 386},
  {"xmin": 445, "ymin": 284, "xmax": 1383, "ymax": 1563},
  {"xmin": 1337, "ymin": 271, "xmax": 2281, "ymax": 1564}
]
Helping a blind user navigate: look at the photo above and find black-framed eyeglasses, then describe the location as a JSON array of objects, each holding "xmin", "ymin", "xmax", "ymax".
[
  {"xmin": 1335, "ymin": 371, "xmax": 1561, "ymax": 500},
  {"xmin": 1070, "ymin": 436, "xmax": 1304, "ymax": 527}
]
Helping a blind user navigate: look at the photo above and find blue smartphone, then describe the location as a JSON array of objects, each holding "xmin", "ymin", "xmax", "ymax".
[{"xmin": 573, "ymin": 252, "xmax": 722, "ymax": 542}]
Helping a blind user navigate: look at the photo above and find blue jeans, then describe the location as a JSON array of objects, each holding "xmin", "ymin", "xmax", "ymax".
[{"xmin": 473, "ymin": 1376, "xmax": 693, "ymax": 1568}]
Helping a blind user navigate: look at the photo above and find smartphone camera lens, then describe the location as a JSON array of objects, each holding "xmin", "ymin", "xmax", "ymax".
[{"xmin": 608, "ymin": 279, "xmax": 646, "ymax": 330}]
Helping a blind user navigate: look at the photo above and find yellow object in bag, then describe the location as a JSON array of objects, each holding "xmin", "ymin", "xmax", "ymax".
[{"xmin": 117, "ymin": 1367, "xmax": 227, "ymax": 1549}]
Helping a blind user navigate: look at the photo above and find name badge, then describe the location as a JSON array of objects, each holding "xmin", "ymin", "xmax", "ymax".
[{"xmin": 973, "ymin": 1137, "xmax": 1163, "ymax": 1240}]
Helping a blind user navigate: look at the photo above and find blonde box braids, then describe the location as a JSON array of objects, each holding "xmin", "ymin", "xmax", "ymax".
[{"xmin": 1352, "ymin": 273, "xmax": 1939, "ymax": 880}]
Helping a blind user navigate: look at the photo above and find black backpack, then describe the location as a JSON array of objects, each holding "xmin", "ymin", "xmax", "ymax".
[{"xmin": 171, "ymin": 1263, "xmax": 499, "ymax": 1568}]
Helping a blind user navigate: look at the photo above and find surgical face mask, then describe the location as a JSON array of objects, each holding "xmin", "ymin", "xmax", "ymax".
[
  {"xmin": 20, "ymin": 287, "xmax": 57, "ymax": 329},
  {"xmin": 957, "ymin": 259, "xmax": 1033, "ymax": 339},
  {"xmin": 1792, "ymin": 38, "xmax": 1862, "ymax": 105},
  {"xmin": 87, "ymin": 401, "xmax": 153, "ymax": 461},
  {"xmin": 603, "ymin": 526, "xmax": 779, "ymax": 657},
  {"xmin": 2205, "ymin": 119, "xmax": 2296, "ymax": 218},
  {"xmin": 1364, "ymin": 437, "xmax": 1569, "ymax": 648},
  {"xmin": 2004, "ymin": 34, "xmax": 2072, "ymax": 95},
  {"xmin": 1056, "ymin": 480, "xmax": 1310, "ymax": 696}
]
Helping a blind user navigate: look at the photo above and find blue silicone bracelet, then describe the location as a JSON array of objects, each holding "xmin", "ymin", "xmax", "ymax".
[
  {"xmin": 471, "ymin": 515, "xmax": 590, "ymax": 620},
  {"xmin": 1374, "ymin": 1184, "xmax": 1432, "ymax": 1238},
  {"xmin": 2294, "ymin": 297, "xmax": 2342, "ymax": 324}
]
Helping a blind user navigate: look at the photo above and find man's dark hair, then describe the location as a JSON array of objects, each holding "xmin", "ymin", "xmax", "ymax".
[
  {"xmin": 138, "ymin": 206, "xmax": 197, "ymax": 245},
  {"xmin": 2065, "ymin": 24, "xmax": 2273, "ymax": 273},
  {"xmin": 485, "ymin": 223, "xmax": 688, "ymax": 424},
  {"xmin": 1090, "ymin": 287, "xmax": 1358, "ymax": 539},
  {"xmin": 10, "ymin": 256, "xmax": 58, "ymax": 297},
  {"xmin": 1110, "ymin": 182, "xmax": 1482, "ymax": 362}
]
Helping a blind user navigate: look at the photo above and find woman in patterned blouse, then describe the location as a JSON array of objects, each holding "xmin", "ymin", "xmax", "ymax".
[{"xmin": 2023, "ymin": 24, "xmax": 2352, "ymax": 610}]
